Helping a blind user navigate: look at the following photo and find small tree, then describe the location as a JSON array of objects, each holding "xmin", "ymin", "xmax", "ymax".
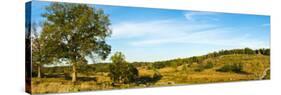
[
  {"xmin": 31, "ymin": 22, "xmax": 54, "ymax": 78},
  {"xmin": 109, "ymin": 52, "xmax": 138, "ymax": 84}
]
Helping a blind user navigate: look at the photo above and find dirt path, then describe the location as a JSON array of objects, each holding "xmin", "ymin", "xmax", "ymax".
[{"xmin": 259, "ymin": 67, "xmax": 270, "ymax": 80}]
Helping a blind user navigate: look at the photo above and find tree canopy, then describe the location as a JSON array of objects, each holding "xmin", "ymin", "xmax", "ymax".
[{"xmin": 41, "ymin": 2, "xmax": 112, "ymax": 82}]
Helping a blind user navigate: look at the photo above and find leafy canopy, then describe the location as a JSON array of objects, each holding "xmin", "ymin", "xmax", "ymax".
[{"xmin": 41, "ymin": 2, "xmax": 112, "ymax": 63}]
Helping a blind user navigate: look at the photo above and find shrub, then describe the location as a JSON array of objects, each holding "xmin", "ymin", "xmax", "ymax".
[
  {"xmin": 109, "ymin": 52, "xmax": 139, "ymax": 84},
  {"xmin": 194, "ymin": 61, "xmax": 214, "ymax": 72},
  {"xmin": 205, "ymin": 61, "xmax": 214, "ymax": 69},
  {"xmin": 217, "ymin": 62, "xmax": 243, "ymax": 73}
]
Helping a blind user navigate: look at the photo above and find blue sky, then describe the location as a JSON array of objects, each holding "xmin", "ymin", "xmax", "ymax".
[{"xmin": 31, "ymin": 1, "xmax": 270, "ymax": 63}]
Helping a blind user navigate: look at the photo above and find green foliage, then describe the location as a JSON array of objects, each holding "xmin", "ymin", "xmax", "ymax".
[
  {"xmin": 109, "ymin": 52, "xmax": 139, "ymax": 84},
  {"xmin": 194, "ymin": 61, "xmax": 214, "ymax": 72},
  {"xmin": 152, "ymin": 62, "xmax": 167, "ymax": 69},
  {"xmin": 256, "ymin": 48, "xmax": 270, "ymax": 55},
  {"xmin": 217, "ymin": 62, "xmax": 243, "ymax": 73},
  {"xmin": 41, "ymin": 2, "xmax": 112, "ymax": 82},
  {"xmin": 110, "ymin": 52, "xmax": 126, "ymax": 64},
  {"xmin": 42, "ymin": 2, "xmax": 112, "ymax": 61},
  {"xmin": 205, "ymin": 61, "xmax": 214, "ymax": 69},
  {"xmin": 31, "ymin": 22, "xmax": 57, "ymax": 78}
]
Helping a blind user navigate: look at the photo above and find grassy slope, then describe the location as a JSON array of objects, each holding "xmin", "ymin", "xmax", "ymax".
[
  {"xmin": 31, "ymin": 54, "xmax": 270, "ymax": 94},
  {"xmin": 140, "ymin": 54, "xmax": 270, "ymax": 85}
]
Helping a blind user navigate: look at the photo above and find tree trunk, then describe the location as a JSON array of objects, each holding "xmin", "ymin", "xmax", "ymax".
[
  {"xmin": 72, "ymin": 63, "xmax": 77, "ymax": 82},
  {"xmin": 37, "ymin": 65, "xmax": 41, "ymax": 78}
]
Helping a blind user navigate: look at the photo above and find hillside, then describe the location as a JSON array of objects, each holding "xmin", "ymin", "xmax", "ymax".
[
  {"xmin": 139, "ymin": 54, "xmax": 270, "ymax": 86},
  {"xmin": 31, "ymin": 48, "xmax": 270, "ymax": 93}
]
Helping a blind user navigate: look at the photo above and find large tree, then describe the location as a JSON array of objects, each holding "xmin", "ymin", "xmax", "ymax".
[{"xmin": 42, "ymin": 3, "xmax": 111, "ymax": 82}]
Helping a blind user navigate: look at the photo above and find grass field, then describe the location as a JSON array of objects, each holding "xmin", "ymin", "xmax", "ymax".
[{"xmin": 31, "ymin": 54, "xmax": 270, "ymax": 94}]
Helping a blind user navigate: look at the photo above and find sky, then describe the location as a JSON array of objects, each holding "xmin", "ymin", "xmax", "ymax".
[{"xmin": 30, "ymin": 1, "xmax": 270, "ymax": 63}]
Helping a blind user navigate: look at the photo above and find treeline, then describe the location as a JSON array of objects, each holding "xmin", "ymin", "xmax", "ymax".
[{"xmin": 133, "ymin": 48, "xmax": 270, "ymax": 69}]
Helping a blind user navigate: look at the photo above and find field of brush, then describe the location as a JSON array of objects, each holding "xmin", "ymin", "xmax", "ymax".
[{"xmin": 31, "ymin": 54, "xmax": 270, "ymax": 94}]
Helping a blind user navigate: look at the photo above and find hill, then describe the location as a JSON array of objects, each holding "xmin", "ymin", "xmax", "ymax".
[
  {"xmin": 31, "ymin": 48, "xmax": 270, "ymax": 93},
  {"xmin": 139, "ymin": 54, "xmax": 270, "ymax": 86}
]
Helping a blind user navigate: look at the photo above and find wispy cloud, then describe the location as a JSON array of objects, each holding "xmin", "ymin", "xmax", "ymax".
[
  {"xmin": 129, "ymin": 26, "xmax": 268, "ymax": 49},
  {"xmin": 111, "ymin": 19, "xmax": 217, "ymax": 39},
  {"xmin": 111, "ymin": 16, "xmax": 268, "ymax": 49},
  {"xmin": 184, "ymin": 12, "xmax": 220, "ymax": 23},
  {"xmin": 107, "ymin": 11, "xmax": 269, "ymax": 62}
]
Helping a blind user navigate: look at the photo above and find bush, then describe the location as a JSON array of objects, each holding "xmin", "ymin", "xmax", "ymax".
[
  {"xmin": 109, "ymin": 52, "xmax": 139, "ymax": 84},
  {"xmin": 194, "ymin": 61, "xmax": 214, "ymax": 72},
  {"xmin": 205, "ymin": 61, "xmax": 214, "ymax": 69},
  {"xmin": 109, "ymin": 62, "xmax": 139, "ymax": 84},
  {"xmin": 217, "ymin": 62, "xmax": 243, "ymax": 73}
]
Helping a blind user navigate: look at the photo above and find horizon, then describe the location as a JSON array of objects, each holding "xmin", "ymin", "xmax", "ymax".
[
  {"xmin": 44, "ymin": 47, "xmax": 270, "ymax": 67},
  {"xmin": 31, "ymin": 1, "xmax": 270, "ymax": 63}
]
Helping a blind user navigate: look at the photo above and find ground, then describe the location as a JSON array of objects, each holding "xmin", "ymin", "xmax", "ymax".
[{"xmin": 31, "ymin": 54, "xmax": 270, "ymax": 94}]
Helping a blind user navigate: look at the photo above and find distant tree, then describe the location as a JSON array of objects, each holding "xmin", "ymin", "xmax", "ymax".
[
  {"xmin": 264, "ymin": 49, "xmax": 270, "ymax": 55},
  {"xmin": 42, "ymin": 3, "xmax": 112, "ymax": 82},
  {"xmin": 257, "ymin": 48, "xmax": 270, "ymax": 55},
  {"xmin": 244, "ymin": 48, "xmax": 255, "ymax": 54},
  {"xmin": 255, "ymin": 49, "xmax": 260, "ymax": 54},
  {"xmin": 190, "ymin": 56, "xmax": 199, "ymax": 63},
  {"xmin": 109, "ymin": 52, "xmax": 138, "ymax": 84}
]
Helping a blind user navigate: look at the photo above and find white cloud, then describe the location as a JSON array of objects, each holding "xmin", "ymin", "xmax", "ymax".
[
  {"xmin": 109, "ymin": 12, "xmax": 269, "ymax": 50},
  {"xmin": 184, "ymin": 12, "xmax": 220, "ymax": 22},
  {"xmin": 111, "ymin": 19, "xmax": 217, "ymax": 39},
  {"xmin": 129, "ymin": 27, "xmax": 268, "ymax": 49},
  {"xmin": 110, "ymin": 12, "xmax": 222, "ymax": 39}
]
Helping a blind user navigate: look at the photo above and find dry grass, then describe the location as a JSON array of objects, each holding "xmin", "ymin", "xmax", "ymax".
[
  {"xmin": 31, "ymin": 75, "xmax": 112, "ymax": 94},
  {"xmin": 31, "ymin": 54, "xmax": 270, "ymax": 94}
]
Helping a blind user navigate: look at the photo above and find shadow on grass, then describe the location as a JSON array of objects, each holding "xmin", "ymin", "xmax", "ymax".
[
  {"xmin": 44, "ymin": 73, "xmax": 66, "ymax": 78},
  {"xmin": 76, "ymin": 77, "xmax": 97, "ymax": 82},
  {"xmin": 135, "ymin": 75, "xmax": 162, "ymax": 85},
  {"xmin": 216, "ymin": 69, "xmax": 251, "ymax": 75},
  {"xmin": 43, "ymin": 73, "xmax": 97, "ymax": 82}
]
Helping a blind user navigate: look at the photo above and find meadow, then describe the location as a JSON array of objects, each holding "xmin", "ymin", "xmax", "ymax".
[{"xmin": 31, "ymin": 50, "xmax": 270, "ymax": 94}]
